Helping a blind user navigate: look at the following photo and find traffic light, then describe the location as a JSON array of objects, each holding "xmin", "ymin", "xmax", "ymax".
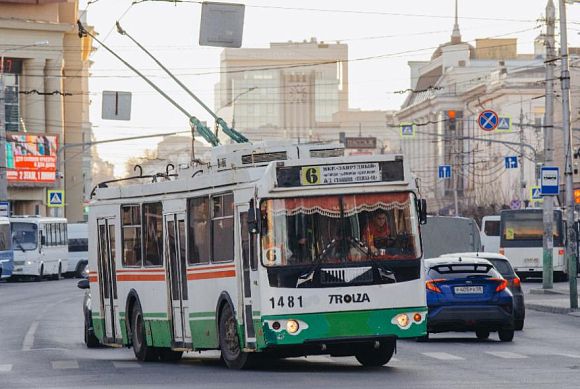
[{"xmin": 447, "ymin": 110, "xmax": 457, "ymax": 131}]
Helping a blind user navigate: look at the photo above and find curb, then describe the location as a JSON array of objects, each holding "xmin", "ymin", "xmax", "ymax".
[{"xmin": 526, "ymin": 303, "xmax": 579, "ymax": 315}]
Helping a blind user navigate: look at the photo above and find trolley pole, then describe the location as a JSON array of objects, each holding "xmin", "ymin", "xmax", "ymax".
[
  {"xmin": 543, "ymin": 0, "xmax": 556, "ymax": 290},
  {"xmin": 558, "ymin": 0, "xmax": 578, "ymax": 308}
]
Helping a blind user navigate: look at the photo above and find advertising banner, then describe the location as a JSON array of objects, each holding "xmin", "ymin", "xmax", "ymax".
[{"xmin": 5, "ymin": 134, "xmax": 58, "ymax": 184}]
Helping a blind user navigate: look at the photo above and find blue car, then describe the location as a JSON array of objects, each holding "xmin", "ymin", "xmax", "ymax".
[{"xmin": 423, "ymin": 256, "xmax": 515, "ymax": 342}]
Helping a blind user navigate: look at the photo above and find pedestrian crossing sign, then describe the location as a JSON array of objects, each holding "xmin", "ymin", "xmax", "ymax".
[
  {"xmin": 496, "ymin": 116, "xmax": 512, "ymax": 132},
  {"xmin": 47, "ymin": 190, "xmax": 65, "ymax": 208},
  {"xmin": 400, "ymin": 123, "xmax": 415, "ymax": 138},
  {"xmin": 530, "ymin": 186, "xmax": 543, "ymax": 202}
]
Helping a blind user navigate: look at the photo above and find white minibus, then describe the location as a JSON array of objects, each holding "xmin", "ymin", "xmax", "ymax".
[
  {"xmin": 66, "ymin": 223, "xmax": 88, "ymax": 278},
  {"xmin": 481, "ymin": 215, "xmax": 500, "ymax": 253}
]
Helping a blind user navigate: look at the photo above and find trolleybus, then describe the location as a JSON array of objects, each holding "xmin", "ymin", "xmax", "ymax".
[
  {"xmin": 499, "ymin": 208, "xmax": 567, "ymax": 280},
  {"xmin": 10, "ymin": 216, "xmax": 68, "ymax": 280},
  {"xmin": 86, "ymin": 142, "xmax": 428, "ymax": 368},
  {"xmin": 0, "ymin": 217, "xmax": 13, "ymax": 280}
]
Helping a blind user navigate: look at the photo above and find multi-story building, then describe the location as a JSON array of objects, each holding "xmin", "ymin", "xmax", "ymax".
[
  {"xmin": 396, "ymin": 13, "xmax": 556, "ymax": 214},
  {"xmin": 0, "ymin": 0, "xmax": 92, "ymax": 221}
]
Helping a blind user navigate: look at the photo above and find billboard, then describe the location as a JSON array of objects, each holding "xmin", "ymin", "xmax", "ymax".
[{"xmin": 5, "ymin": 134, "xmax": 58, "ymax": 184}]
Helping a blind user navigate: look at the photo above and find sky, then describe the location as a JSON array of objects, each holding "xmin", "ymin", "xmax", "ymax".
[{"xmin": 79, "ymin": 0, "xmax": 580, "ymax": 176}]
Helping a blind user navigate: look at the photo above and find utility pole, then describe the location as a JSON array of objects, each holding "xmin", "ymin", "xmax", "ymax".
[
  {"xmin": 558, "ymin": 0, "xmax": 578, "ymax": 308},
  {"xmin": 0, "ymin": 59, "xmax": 7, "ymax": 205},
  {"xmin": 519, "ymin": 106, "xmax": 526, "ymax": 203},
  {"xmin": 543, "ymin": 0, "xmax": 556, "ymax": 289}
]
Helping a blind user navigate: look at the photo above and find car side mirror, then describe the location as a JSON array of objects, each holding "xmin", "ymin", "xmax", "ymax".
[
  {"xmin": 418, "ymin": 199, "xmax": 427, "ymax": 225},
  {"xmin": 248, "ymin": 199, "xmax": 260, "ymax": 234},
  {"xmin": 77, "ymin": 279, "xmax": 90, "ymax": 290}
]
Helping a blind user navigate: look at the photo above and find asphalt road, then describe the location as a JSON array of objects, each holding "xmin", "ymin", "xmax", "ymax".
[{"xmin": 1, "ymin": 278, "xmax": 579, "ymax": 388}]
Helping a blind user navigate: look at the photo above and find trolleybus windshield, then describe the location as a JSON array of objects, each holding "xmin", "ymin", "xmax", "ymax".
[{"xmin": 260, "ymin": 192, "xmax": 421, "ymax": 267}]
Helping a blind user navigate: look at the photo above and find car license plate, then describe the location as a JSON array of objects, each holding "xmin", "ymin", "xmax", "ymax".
[{"xmin": 454, "ymin": 286, "xmax": 483, "ymax": 294}]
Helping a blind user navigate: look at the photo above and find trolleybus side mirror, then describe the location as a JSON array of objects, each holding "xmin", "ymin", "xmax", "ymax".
[
  {"xmin": 418, "ymin": 199, "xmax": 427, "ymax": 225},
  {"xmin": 248, "ymin": 199, "xmax": 260, "ymax": 234},
  {"xmin": 77, "ymin": 279, "xmax": 90, "ymax": 290}
]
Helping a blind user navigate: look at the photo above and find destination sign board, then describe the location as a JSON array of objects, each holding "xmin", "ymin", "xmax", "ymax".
[{"xmin": 276, "ymin": 160, "xmax": 404, "ymax": 188}]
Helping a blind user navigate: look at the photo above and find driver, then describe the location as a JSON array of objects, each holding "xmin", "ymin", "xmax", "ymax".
[{"xmin": 364, "ymin": 210, "xmax": 391, "ymax": 256}]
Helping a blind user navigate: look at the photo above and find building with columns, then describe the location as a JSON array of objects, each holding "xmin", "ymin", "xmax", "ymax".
[{"xmin": 0, "ymin": 0, "xmax": 92, "ymax": 221}]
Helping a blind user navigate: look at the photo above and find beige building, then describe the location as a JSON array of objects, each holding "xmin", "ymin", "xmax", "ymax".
[{"xmin": 0, "ymin": 0, "xmax": 92, "ymax": 221}]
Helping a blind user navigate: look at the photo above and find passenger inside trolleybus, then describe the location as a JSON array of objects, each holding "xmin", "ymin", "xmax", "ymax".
[{"xmin": 261, "ymin": 193, "xmax": 421, "ymax": 266}]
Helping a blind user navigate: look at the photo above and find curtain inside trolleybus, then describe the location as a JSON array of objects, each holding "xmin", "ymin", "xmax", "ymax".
[{"xmin": 260, "ymin": 192, "xmax": 422, "ymax": 268}]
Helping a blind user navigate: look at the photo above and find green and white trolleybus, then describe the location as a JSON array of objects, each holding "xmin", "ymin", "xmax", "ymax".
[{"xmin": 87, "ymin": 141, "xmax": 428, "ymax": 368}]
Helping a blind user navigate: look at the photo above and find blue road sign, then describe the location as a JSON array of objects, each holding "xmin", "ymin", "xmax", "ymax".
[
  {"xmin": 497, "ymin": 116, "xmax": 511, "ymax": 131},
  {"xmin": 400, "ymin": 124, "xmax": 414, "ymax": 137},
  {"xmin": 47, "ymin": 190, "xmax": 65, "ymax": 208},
  {"xmin": 531, "ymin": 186, "xmax": 543, "ymax": 200},
  {"xmin": 438, "ymin": 165, "xmax": 451, "ymax": 179},
  {"xmin": 541, "ymin": 166, "xmax": 560, "ymax": 195},
  {"xmin": 504, "ymin": 156, "xmax": 518, "ymax": 169},
  {"xmin": 478, "ymin": 110, "xmax": 499, "ymax": 131}
]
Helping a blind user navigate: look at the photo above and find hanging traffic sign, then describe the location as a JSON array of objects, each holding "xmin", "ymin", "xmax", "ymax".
[
  {"xmin": 541, "ymin": 166, "xmax": 560, "ymax": 195},
  {"xmin": 438, "ymin": 165, "xmax": 451, "ymax": 179},
  {"xmin": 478, "ymin": 110, "xmax": 499, "ymax": 131},
  {"xmin": 47, "ymin": 190, "xmax": 65, "ymax": 208},
  {"xmin": 504, "ymin": 156, "xmax": 518, "ymax": 169},
  {"xmin": 496, "ymin": 116, "xmax": 512, "ymax": 131},
  {"xmin": 400, "ymin": 123, "xmax": 415, "ymax": 138}
]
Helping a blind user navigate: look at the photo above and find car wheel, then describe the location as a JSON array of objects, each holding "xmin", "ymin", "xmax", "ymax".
[
  {"xmin": 475, "ymin": 329, "xmax": 490, "ymax": 340},
  {"xmin": 498, "ymin": 329, "xmax": 514, "ymax": 342},
  {"xmin": 219, "ymin": 304, "xmax": 250, "ymax": 369},
  {"xmin": 514, "ymin": 319, "xmax": 524, "ymax": 331},
  {"xmin": 355, "ymin": 339, "xmax": 396, "ymax": 367},
  {"xmin": 158, "ymin": 348, "xmax": 183, "ymax": 362},
  {"xmin": 84, "ymin": 313, "xmax": 100, "ymax": 348},
  {"xmin": 131, "ymin": 302, "xmax": 159, "ymax": 361}
]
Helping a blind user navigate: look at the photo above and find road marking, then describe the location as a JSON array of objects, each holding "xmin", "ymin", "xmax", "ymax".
[
  {"xmin": 422, "ymin": 352, "xmax": 464, "ymax": 360},
  {"xmin": 113, "ymin": 361, "xmax": 142, "ymax": 369},
  {"xmin": 22, "ymin": 321, "xmax": 39, "ymax": 351},
  {"xmin": 551, "ymin": 353, "xmax": 580, "ymax": 359},
  {"xmin": 485, "ymin": 351, "xmax": 527, "ymax": 359},
  {"xmin": 51, "ymin": 360, "xmax": 79, "ymax": 369},
  {"xmin": 0, "ymin": 364, "xmax": 12, "ymax": 373}
]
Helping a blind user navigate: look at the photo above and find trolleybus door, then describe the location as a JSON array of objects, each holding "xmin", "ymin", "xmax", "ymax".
[
  {"xmin": 96, "ymin": 218, "xmax": 120, "ymax": 344},
  {"xmin": 164, "ymin": 213, "xmax": 191, "ymax": 347},
  {"xmin": 236, "ymin": 205, "xmax": 258, "ymax": 349}
]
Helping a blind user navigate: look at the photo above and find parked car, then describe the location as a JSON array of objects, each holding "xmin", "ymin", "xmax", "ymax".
[
  {"xmin": 423, "ymin": 256, "xmax": 515, "ymax": 342},
  {"xmin": 77, "ymin": 277, "xmax": 100, "ymax": 348},
  {"xmin": 441, "ymin": 252, "xmax": 524, "ymax": 330}
]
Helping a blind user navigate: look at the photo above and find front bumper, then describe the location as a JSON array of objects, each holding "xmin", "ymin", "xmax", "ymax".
[
  {"xmin": 260, "ymin": 307, "xmax": 427, "ymax": 351},
  {"xmin": 428, "ymin": 304, "xmax": 513, "ymax": 332}
]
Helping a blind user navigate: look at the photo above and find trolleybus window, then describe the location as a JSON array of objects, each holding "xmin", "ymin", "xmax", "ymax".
[
  {"xmin": 122, "ymin": 205, "xmax": 142, "ymax": 267},
  {"xmin": 143, "ymin": 202, "xmax": 163, "ymax": 267},
  {"xmin": 212, "ymin": 193, "xmax": 234, "ymax": 262},
  {"xmin": 11, "ymin": 222, "xmax": 38, "ymax": 251},
  {"xmin": 188, "ymin": 197, "xmax": 210, "ymax": 265},
  {"xmin": 0, "ymin": 223, "xmax": 11, "ymax": 251},
  {"xmin": 260, "ymin": 192, "xmax": 421, "ymax": 266}
]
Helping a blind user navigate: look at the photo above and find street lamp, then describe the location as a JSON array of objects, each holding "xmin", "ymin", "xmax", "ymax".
[{"xmin": 0, "ymin": 41, "xmax": 49, "ymax": 208}]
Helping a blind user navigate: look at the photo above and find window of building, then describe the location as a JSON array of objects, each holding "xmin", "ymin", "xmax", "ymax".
[
  {"xmin": 212, "ymin": 193, "xmax": 234, "ymax": 262},
  {"xmin": 122, "ymin": 205, "xmax": 142, "ymax": 267},
  {"xmin": 2, "ymin": 58, "xmax": 22, "ymax": 132},
  {"xmin": 188, "ymin": 197, "xmax": 210, "ymax": 265},
  {"xmin": 143, "ymin": 202, "xmax": 163, "ymax": 267}
]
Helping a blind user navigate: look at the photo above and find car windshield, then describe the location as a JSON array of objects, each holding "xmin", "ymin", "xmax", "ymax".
[
  {"xmin": 260, "ymin": 192, "xmax": 421, "ymax": 267},
  {"xmin": 11, "ymin": 222, "xmax": 38, "ymax": 251}
]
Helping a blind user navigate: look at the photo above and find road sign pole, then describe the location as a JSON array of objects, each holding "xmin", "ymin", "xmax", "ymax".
[
  {"xmin": 543, "ymin": 0, "xmax": 556, "ymax": 290},
  {"xmin": 558, "ymin": 0, "xmax": 578, "ymax": 308}
]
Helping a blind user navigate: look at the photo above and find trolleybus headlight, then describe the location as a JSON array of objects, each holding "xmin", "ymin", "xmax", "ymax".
[
  {"xmin": 395, "ymin": 313, "xmax": 410, "ymax": 328},
  {"xmin": 286, "ymin": 319, "xmax": 299, "ymax": 334}
]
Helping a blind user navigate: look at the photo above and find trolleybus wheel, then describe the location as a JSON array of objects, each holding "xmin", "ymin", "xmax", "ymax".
[
  {"xmin": 354, "ymin": 338, "xmax": 396, "ymax": 367},
  {"xmin": 476, "ymin": 329, "xmax": 490, "ymax": 340},
  {"xmin": 158, "ymin": 348, "xmax": 183, "ymax": 362},
  {"xmin": 131, "ymin": 302, "xmax": 159, "ymax": 361},
  {"xmin": 498, "ymin": 328, "xmax": 514, "ymax": 342},
  {"xmin": 219, "ymin": 304, "xmax": 249, "ymax": 369}
]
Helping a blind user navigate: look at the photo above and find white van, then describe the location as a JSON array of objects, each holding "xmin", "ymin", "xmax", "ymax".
[
  {"xmin": 481, "ymin": 215, "xmax": 500, "ymax": 253},
  {"xmin": 66, "ymin": 223, "xmax": 88, "ymax": 278}
]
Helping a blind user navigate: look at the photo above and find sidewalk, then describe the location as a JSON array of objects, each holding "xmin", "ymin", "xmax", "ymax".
[{"xmin": 523, "ymin": 278, "xmax": 580, "ymax": 317}]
